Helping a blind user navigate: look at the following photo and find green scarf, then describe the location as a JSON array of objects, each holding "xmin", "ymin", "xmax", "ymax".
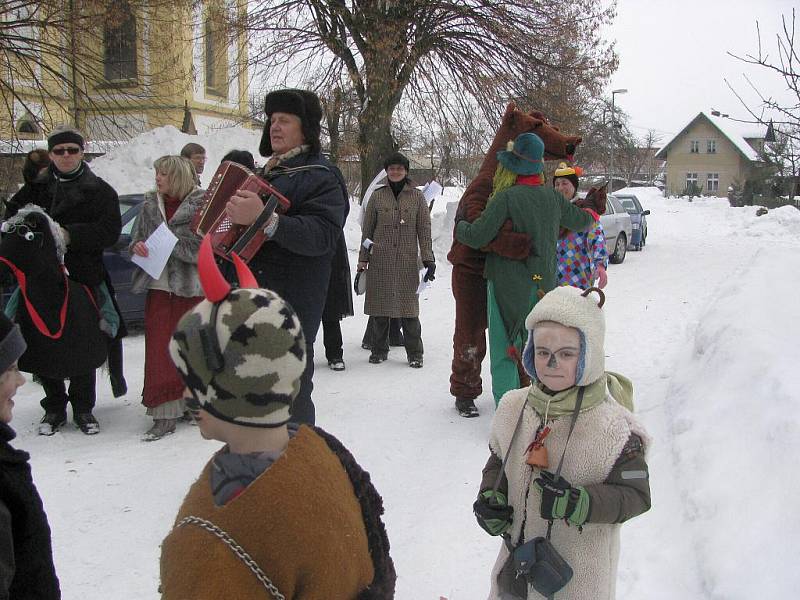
[{"xmin": 527, "ymin": 371, "xmax": 635, "ymax": 419}]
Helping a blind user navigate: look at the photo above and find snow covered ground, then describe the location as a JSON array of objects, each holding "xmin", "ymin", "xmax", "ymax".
[{"xmin": 8, "ymin": 175, "xmax": 800, "ymax": 598}]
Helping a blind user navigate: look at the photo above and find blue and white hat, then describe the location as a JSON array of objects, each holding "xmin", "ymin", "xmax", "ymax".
[{"xmin": 522, "ymin": 286, "xmax": 606, "ymax": 386}]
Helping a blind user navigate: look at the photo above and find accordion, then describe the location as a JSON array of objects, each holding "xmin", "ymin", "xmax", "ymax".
[{"xmin": 192, "ymin": 161, "xmax": 291, "ymax": 262}]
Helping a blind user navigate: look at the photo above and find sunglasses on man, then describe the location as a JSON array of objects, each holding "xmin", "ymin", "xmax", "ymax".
[{"xmin": 51, "ymin": 147, "xmax": 81, "ymax": 156}]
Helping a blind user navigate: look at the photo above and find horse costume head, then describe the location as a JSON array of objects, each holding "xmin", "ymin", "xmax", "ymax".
[
  {"xmin": 0, "ymin": 206, "xmax": 107, "ymax": 378},
  {"xmin": 0, "ymin": 205, "xmax": 67, "ymax": 278}
]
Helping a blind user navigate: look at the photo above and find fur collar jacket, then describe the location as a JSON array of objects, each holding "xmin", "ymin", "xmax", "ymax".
[{"xmin": 130, "ymin": 189, "xmax": 205, "ymax": 298}]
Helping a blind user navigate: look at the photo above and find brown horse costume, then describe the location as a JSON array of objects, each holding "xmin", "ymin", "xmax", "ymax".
[{"xmin": 448, "ymin": 103, "xmax": 581, "ymax": 411}]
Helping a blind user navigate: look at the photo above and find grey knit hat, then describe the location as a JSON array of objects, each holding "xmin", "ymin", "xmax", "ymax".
[
  {"xmin": 169, "ymin": 288, "xmax": 306, "ymax": 428},
  {"xmin": 0, "ymin": 314, "xmax": 26, "ymax": 374}
]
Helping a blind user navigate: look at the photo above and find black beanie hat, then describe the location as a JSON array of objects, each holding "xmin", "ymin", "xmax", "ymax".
[
  {"xmin": 383, "ymin": 151, "xmax": 410, "ymax": 172},
  {"xmin": 47, "ymin": 126, "xmax": 84, "ymax": 151},
  {"xmin": 0, "ymin": 314, "xmax": 26, "ymax": 374},
  {"xmin": 259, "ymin": 89, "xmax": 323, "ymax": 157}
]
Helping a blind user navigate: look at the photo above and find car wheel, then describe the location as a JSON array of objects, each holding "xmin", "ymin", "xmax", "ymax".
[{"xmin": 610, "ymin": 233, "xmax": 627, "ymax": 264}]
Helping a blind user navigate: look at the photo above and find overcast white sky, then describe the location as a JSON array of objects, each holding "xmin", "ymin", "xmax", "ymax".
[{"xmin": 610, "ymin": 0, "xmax": 797, "ymax": 142}]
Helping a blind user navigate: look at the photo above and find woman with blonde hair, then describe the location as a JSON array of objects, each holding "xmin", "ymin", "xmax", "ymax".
[{"xmin": 131, "ymin": 155, "xmax": 205, "ymax": 441}]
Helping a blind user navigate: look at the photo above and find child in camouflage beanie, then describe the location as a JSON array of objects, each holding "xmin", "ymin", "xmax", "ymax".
[
  {"xmin": 169, "ymin": 287, "xmax": 306, "ymax": 428},
  {"xmin": 160, "ymin": 237, "xmax": 396, "ymax": 599}
]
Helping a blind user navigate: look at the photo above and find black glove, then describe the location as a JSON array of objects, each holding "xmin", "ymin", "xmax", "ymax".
[
  {"xmin": 533, "ymin": 470, "xmax": 590, "ymax": 526},
  {"xmin": 473, "ymin": 490, "xmax": 513, "ymax": 536},
  {"xmin": 423, "ymin": 261, "xmax": 436, "ymax": 282}
]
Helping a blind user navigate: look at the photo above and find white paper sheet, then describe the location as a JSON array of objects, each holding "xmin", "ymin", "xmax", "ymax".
[
  {"xmin": 422, "ymin": 180, "xmax": 443, "ymax": 203},
  {"xmin": 417, "ymin": 268, "xmax": 431, "ymax": 294},
  {"xmin": 358, "ymin": 169, "xmax": 388, "ymax": 226},
  {"xmin": 131, "ymin": 222, "xmax": 178, "ymax": 280}
]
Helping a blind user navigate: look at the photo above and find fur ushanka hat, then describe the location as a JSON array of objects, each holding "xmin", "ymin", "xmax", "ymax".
[
  {"xmin": 522, "ymin": 286, "xmax": 606, "ymax": 387},
  {"xmin": 259, "ymin": 88, "xmax": 323, "ymax": 157},
  {"xmin": 169, "ymin": 237, "xmax": 306, "ymax": 428}
]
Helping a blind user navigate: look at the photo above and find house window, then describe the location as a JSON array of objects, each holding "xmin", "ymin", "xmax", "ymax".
[
  {"xmin": 707, "ymin": 173, "xmax": 719, "ymax": 192},
  {"xmin": 707, "ymin": 140, "xmax": 716, "ymax": 154},
  {"xmin": 686, "ymin": 173, "xmax": 698, "ymax": 186},
  {"xmin": 103, "ymin": 2, "xmax": 137, "ymax": 81},
  {"xmin": 690, "ymin": 140, "xmax": 699, "ymax": 153},
  {"xmin": 205, "ymin": 18, "xmax": 229, "ymax": 97}
]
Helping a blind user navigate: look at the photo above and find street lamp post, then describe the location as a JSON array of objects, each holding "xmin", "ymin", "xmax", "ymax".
[{"xmin": 609, "ymin": 88, "xmax": 628, "ymax": 191}]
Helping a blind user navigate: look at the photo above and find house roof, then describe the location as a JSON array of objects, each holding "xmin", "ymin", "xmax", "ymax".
[{"xmin": 654, "ymin": 111, "xmax": 762, "ymax": 162}]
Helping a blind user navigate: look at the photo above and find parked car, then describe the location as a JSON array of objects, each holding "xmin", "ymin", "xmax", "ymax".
[
  {"xmin": 612, "ymin": 193, "xmax": 650, "ymax": 250},
  {"xmin": 105, "ymin": 193, "xmax": 146, "ymax": 326},
  {"xmin": 598, "ymin": 195, "xmax": 632, "ymax": 264}
]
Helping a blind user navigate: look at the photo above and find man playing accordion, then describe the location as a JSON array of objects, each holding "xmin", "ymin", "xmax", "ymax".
[{"xmin": 224, "ymin": 89, "xmax": 349, "ymax": 425}]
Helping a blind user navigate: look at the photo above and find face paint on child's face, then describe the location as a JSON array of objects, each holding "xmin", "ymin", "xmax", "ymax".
[{"xmin": 533, "ymin": 322, "xmax": 581, "ymax": 392}]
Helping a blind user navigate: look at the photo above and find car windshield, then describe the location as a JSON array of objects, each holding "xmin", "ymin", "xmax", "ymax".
[
  {"xmin": 616, "ymin": 197, "xmax": 640, "ymax": 214},
  {"xmin": 119, "ymin": 195, "xmax": 143, "ymax": 236}
]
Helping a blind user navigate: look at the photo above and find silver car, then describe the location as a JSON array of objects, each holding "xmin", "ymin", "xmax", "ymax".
[{"xmin": 599, "ymin": 195, "xmax": 632, "ymax": 264}]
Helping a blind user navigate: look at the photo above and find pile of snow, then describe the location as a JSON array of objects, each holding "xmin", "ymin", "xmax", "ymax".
[
  {"xmin": 345, "ymin": 185, "xmax": 463, "ymax": 263},
  {"xmin": 89, "ymin": 125, "xmax": 263, "ymax": 195},
  {"xmin": 666, "ymin": 248, "xmax": 799, "ymax": 598}
]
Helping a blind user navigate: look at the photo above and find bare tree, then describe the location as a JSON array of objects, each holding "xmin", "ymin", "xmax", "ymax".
[
  {"xmin": 725, "ymin": 9, "xmax": 799, "ymax": 203},
  {"xmin": 726, "ymin": 9, "xmax": 799, "ymax": 141},
  {"xmin": 241, "ymin": 0, "xmax": 616, "ymax": 195}
]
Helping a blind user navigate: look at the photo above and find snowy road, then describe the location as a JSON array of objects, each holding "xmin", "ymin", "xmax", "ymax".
[{"xmin": 9, "ymin": 190, "xmax": 799, "ymax": 599}]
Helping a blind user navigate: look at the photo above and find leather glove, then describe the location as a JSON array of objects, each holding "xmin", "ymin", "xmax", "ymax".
[
  {"xmin": 423, "ymin": 261, "xmax": 436, "ymax": 282},
  {"xmin": 533, "ymin": 470, "xmax": 590, "ymax": 526},
  {"xmin": 473, "ymin": 490, "xmax": 513, "ymax": 536}
]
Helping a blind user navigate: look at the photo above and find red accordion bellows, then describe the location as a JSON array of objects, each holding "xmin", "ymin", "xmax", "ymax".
[{"xmin": 192, "ymin": 161, "xmax": 291, "ymax": 263}]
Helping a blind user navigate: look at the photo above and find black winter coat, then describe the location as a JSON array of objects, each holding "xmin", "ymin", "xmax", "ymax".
[
  {"xmin": 249, "ymin": 152, "xmax": 349, "ymax": 344},
  {"xmin": 0, "ymin": 423, "xmax": 60, "ymax": 599},
  {"xmin": 6, "ymin": 164, "xmax": 122, "ymax": 286},
  {"xmin": 322, "ymin": 232, "xmax": 354, "ymax": 322}
]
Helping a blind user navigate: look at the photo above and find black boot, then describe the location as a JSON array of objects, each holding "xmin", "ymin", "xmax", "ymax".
[
  {"xmin": 455, "ymin": 397, "xmax": 479, "ymax": 418},
  {"xmin": 107, "ymin": 337, "xmax": 127, "ymax": 398}
]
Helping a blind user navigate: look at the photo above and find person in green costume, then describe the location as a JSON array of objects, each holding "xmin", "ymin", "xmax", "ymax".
[{"xmin": 454, "ymin": 132, "xmax": 595, "ymax": 404}]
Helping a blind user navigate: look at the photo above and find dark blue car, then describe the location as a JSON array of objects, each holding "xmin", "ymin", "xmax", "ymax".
[
  {"xmin": 106, "ymin": 194, "xmax": 146, "ymax": 326},
  {"xmin": 613, "ymin": 193, "xmax": 650, "ymax": 250}
]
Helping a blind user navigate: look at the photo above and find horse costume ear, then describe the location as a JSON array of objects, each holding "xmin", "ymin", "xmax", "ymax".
[
  {"xmin": 198, "ymin": 235, "xmax": 231, "ymax": 302},
  {"xmin": 231, "ymin": 252, "xmax": 258, "ymax": 289}
]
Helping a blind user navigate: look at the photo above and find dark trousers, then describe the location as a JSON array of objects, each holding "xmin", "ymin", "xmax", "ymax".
[
  {"xmin": 322, "ymin": 319, "xmax": 343, "ymax": 362},
  {"xmin": 39, "ymin": 372, "xmax": 96, "ymax": 416},
  {"xmin": 289, "ymin": 342, "xmax": 315, "ymax": 426},
  {"xmin": 372, "ymin": 316, "xmax": 423, "ymax": 359},
  {"xmin": 362, "ymin": 317, "xmax": 404, "ymax": 347}
]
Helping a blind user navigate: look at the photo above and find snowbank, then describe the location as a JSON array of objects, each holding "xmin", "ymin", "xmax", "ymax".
[
  {"xmin": 88, "ymin": 125, "xmax": 263, "ymax": 195},
  {"xmin": 666, "ymin": 238, "xmax": 800, "ymax": 598}
]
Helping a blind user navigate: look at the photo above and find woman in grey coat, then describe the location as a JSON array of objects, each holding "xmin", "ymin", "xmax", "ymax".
[
  {"xmin": 357, "ymin": 152, "xmax": 435, "ymax": 367},
  {"xmin": 130, "ymin": 155, "xmax": 204, "ymax": 441}
]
